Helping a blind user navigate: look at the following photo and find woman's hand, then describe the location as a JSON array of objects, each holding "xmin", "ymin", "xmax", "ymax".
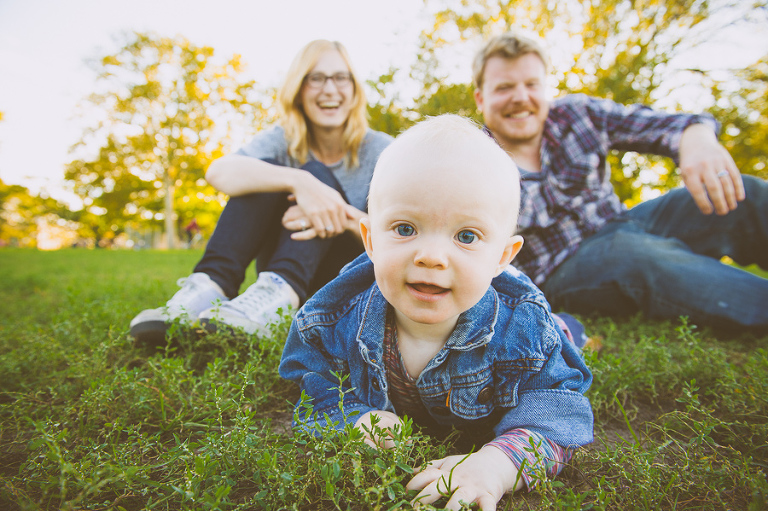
[
  {"xmin": 289, "ymin": 172, "xmax": 349, "ymax": 238},
  {"xmin": 407, "ymin": 446, "xmax": 523, "ymax": 510},
  {"xmin": 284, "ymin": 203, "xmax": 367, "ymax": 242}
]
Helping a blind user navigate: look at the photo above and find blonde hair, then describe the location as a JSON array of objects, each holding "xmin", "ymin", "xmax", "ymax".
[
  {"xmin": 277, "ymin": 40, "xmax": 369, "ymax": 168},
  {"xmin": 472, "ymin": 31, "xmax": 550, "ymax": 90}
]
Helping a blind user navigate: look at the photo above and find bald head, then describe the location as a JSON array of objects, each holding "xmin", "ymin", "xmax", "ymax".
[{"xmin": 368, "ymin": 114, "xmax": 521, "ymax": 234}]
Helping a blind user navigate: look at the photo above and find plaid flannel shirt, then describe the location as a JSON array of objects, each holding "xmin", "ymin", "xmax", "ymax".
[{"xmin": 504, "ymin": 94, "xmax": 717, "ymax": 285}]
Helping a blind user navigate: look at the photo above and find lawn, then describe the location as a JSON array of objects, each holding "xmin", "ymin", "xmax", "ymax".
[{"xmin": 1, "ymin": 248, "xmax": 766, "ymax": 510}]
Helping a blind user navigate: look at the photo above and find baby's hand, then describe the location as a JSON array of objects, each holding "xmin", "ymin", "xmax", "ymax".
[
  {"xmin": 407, "ymin": 446, "xmax": 523, "ymax": 510},
  {"xmin": 354, "ymin": 410, "xmax": 403, "ymax": 449}
]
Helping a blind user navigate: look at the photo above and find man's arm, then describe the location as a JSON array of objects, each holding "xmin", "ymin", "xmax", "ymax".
[{"xmin": 678, "ymin": 123, "xmax": 745, "ymax": 215}]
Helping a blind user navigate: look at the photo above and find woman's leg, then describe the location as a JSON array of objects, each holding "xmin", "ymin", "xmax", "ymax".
[
  {"xmin": 256, "ymin": 160, "xmax": 355, "ymax": 303},
  {"xmin": 200, "ymin": 160, "xmax": 363, "ymax": 335},
  {"xmin": 193, "ymin": 190, "xmax": 287, "ymax": 298},
  {"xmin": 131, "ymin": 159, "xmax": 326, "ymax": 343}
]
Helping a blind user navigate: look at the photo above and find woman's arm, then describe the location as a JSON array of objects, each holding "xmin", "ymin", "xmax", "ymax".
[
  {"xmin": 206, "ymin": 154, "xmax": 349, "ymax": 237},
  {"xmin": 206, "ymin": 154, "xmax": 306, "ymax": 196}
]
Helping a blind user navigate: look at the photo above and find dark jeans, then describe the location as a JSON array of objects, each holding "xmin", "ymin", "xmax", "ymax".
[
  {"xmin": 543, "ymin": 175, "xmax": 768, "ymax": 330},
  {"xmin": 193, "ymin": 160, "xmax": 364, "ymax": 303}
]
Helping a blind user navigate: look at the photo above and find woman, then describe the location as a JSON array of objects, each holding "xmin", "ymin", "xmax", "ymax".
[{"xmin": 130, "ymin": 40, "xmax": 393, "ymax": 344}]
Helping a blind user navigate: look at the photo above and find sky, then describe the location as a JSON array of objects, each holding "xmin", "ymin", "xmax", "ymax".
[
  {"xmin": 1, "ymin": 0, "xmax": 767, "ymax": 210},
  {"xmin": 0, "ymin": 0, "xmax": 428, "ymax": 207}
]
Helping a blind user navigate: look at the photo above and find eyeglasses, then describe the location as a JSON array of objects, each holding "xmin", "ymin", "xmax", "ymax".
[{"xmin": 304, "ymin": 72, "xmax": 354, "ymax": 89}]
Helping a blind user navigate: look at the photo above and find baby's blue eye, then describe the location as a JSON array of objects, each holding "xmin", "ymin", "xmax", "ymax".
[
  {"xmin": 457, "ymin": 230, "xmax": 476, "ymax": 244},
  {"xmin": 396, "ymin": 224, "xmax": 415, "ymax": 236}
]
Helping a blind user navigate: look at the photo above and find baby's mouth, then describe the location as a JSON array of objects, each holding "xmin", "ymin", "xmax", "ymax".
[{"xmin": 409, "ymin": 283, "xmax": 449, "ymax": 295}]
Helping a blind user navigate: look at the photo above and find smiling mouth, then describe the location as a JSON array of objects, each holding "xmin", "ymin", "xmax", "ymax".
[
  {"xmin": 319, "ymin": 101, "xmax": 341, "ymax": 109},
  {"xmin": 408, "ymin": 283, "xmax": 449, "ymax": 295},
  {"xmin": 505, "ymin": 111, "xmax": 530, "ymax": 119}
]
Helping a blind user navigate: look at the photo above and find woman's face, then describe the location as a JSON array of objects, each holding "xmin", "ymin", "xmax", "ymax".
[{"xmin": 299, "ymin": 50, "xmax": 355, "ymax": 132}]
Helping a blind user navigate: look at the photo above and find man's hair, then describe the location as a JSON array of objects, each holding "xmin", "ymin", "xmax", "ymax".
[
  {"xmin": 277, "ymin": 40, "xmax": 369, "ymax": 167},
  {"xmin": 472, "ymin": 31, "xmax": 550, "ymax": 90}
]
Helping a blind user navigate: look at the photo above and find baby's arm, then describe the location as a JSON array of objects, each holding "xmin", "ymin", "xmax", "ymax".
[
  {"xmin": 485, "ymin": 429, "xmax": 573, "ymax": 487},
  {"xmin": 354, "ymin": 410, "xmax": 403, "ymax": 449},
  {"xmin": 407, "ymin": 445, "xmax": 523, "ymax": 511}
]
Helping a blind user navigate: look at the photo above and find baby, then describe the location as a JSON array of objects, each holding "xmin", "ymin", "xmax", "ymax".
[{"xmin": 279, "ymin": 114, "xmax": 593, "ymax": 509}]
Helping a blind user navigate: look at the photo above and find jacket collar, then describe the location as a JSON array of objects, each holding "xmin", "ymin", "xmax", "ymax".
[{"xmin": 356, "ymin": 283, "xmax": 499, "ymax": 356}]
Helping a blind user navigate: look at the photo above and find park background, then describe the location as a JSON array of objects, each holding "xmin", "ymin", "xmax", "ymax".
[
  {"xmin": 2, "ymin": 1, "xmax": 768, "ymax": 509},
  {"xmin": 1, "ymin": 0, "xmax": 768, "ymax": 250}
]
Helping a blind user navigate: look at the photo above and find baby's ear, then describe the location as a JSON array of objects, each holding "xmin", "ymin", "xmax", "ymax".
[
  {"xmin": 495, "ymin": 235, "xmax": 524, "ymax": 276},
  {"xmin": 360, "ymin": 217, "xmax": 374, "ymax": 258}
]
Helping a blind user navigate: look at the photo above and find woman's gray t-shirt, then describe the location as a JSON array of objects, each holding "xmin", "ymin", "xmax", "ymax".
[{"xmin": 234, "ymin": 126, "xmax": 393, "ymax": 212}]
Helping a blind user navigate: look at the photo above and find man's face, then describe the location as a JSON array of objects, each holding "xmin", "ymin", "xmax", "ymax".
[{"xmin": 474, "ymin": 53, "xmax": 550, "ymax": 150}]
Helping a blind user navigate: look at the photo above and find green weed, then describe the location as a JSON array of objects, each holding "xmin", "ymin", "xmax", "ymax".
[{"xmin": 1, "ymin": 249, "xmax": 767, "ymax": 510}]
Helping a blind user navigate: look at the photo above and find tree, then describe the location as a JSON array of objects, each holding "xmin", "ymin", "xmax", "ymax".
[
  {"xmin": 410, "ymin": 0, "xmax": 768, "ymax": 204},
  {"xmin": 711, "ymin": 55, "xmax": 768, "ymax": 181},
  {"xmin": 65, "ymin": 32, "xmax": 269, "ymax": 248},
  {"xmin": 0, "ymin": 178, "xmax": 67, "ymax": 247},
  {"xmin": 366, "ymin": 69, "xmax": 414, "ymax": 137}
]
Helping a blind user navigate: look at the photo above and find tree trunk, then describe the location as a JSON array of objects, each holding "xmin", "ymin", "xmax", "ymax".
[{"xmin": 163, "ymin": 170, "xmax": 176, "ymax": 249}]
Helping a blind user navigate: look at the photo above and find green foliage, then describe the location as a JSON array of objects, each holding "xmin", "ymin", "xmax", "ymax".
[
  {"xmin": 416, "ymin": 83, "xmax": 482, "ymax": 125},
  {"xmin": 65, "ymin": 32, "xmax": 269, "ymax": 248},
  {"xmin": 710, "ymin": 56, "xmax": 768, "ymax": 180},
  {"xmin": 1, "ymin": 250, "xmax": 767, "ymax": 510},
  {"xmin": 367, "ymin": 69, "xmax": 414, "ymax": 137},
  {"xmin": 0, "ymin": 178, "xmax": 70, "ymax": 247},
  {"xmin": 412, "ymin": 0, "xmax": 768, "ymax": 204}
]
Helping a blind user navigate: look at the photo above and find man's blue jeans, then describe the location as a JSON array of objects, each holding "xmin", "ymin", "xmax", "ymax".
[
  {"xmin": 193, "ymin": 160, "xmax": 363, "ymax": 303},
  {"xmin": 542, "ymin": 175, "xmax": 768, "ymax": 330}
]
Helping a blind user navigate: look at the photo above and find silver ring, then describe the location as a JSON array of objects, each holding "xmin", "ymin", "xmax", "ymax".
[
  {"xmin": 300, "ymin": 220, "xmax": 308, "ymax": 231},
  {"xmin": 717, "ymin": 170, "xmax": 729, "ymax": 178},
  {"xmin": 325, "ymin": 225, "xmax": 334, "ymax": 232}
]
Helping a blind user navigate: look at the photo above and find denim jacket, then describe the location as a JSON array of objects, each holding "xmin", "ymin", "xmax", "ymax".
[{"xmin": 279, "ymin": 254, "xmax": 594, "ymax": 448}]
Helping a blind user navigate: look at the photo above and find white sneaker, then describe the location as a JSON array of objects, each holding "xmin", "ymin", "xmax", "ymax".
[
  {"xmin": 199, "ymin": 272, "xmax": 299, "ymax": 336},
  {"xmin": 130, "ymin": 273, "xmax": 228, "ymax": 345}
]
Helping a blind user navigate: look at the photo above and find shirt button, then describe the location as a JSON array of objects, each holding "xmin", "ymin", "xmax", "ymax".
[
  {"xmin": 477, "ymin": 386, "xmax": 494, "ymax": 404},
  {"xmin": 372, "ymin": 379, "xmax": 380, "ymax": 391},
  {"xmin": 431, "ymin": 406, "xmax": 451, "ymax": 416}
]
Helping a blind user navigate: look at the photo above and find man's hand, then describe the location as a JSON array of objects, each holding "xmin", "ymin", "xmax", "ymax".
[
  {"xmin": 679, "ymin": 123, "xmax": 745, "ymax": 216},
  {"xmin": 354, "ymin": 410, "xmax": 404, "ymax": 449},
  {"xmin": 407, "ymin": 446, "xmax": 524, "ymax": 510}
]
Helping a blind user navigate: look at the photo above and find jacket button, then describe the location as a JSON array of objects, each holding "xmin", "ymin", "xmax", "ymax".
[
  {"xmin": 477, "ymin": 386, "xmax": 494, "ymax": 404},
  {"xmin": 372, "ymin": 379, "xmax": 380, "ymax": 391},
  {"xmin": 431, "ymin": 406, "xmax": 451, "ymax": 416}
]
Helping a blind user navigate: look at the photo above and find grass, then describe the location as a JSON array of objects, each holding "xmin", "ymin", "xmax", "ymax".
[{"xmin": 1, "ymin": 248, "xmax": 766, "ymax": 510}]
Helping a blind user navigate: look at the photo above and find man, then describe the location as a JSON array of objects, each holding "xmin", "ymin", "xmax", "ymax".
[{"xmin": 473, "ymin": 31, "xmax": 768, "ymax": 330}]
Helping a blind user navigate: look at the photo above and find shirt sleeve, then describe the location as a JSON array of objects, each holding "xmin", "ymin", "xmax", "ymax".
[
  {"xmin": 491, "ymin": 301, "xmax": 594, "ymax": 447},
  {"xmin": 233, "ymin": 125, "xmax": 293, "ymax": 166},
  {"xmin": 582, "ymin": 95, "xmax": 719, "ymax": 165},
  {"xmin": 486, "ymin": 428, "xmax": 574, "ymax": 491}
]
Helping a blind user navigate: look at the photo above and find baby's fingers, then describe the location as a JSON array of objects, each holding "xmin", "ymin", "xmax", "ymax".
[
  {"xmin": 406, "ymin": 459, "xmax": 446, "ymax": 491},
  {"xmin": 446, "ymin": 491, "xmax": 496, "ymax": 511},
  {"xmin": 410, "ymin": 479, "xmax": 448, "ymax": 508}
]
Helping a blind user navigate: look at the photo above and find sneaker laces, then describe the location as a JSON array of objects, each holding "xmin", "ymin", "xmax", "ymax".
[
  {"xmin": 166, "ymin": 274, "xmax": 213, "ymax": 312},
  {"xmin": 225, "ymin": 276, "xmax": 292, "ymax": 321}
]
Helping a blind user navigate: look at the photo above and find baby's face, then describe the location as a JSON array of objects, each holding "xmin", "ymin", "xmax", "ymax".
[{"xmin": 362, "ymin": 145, "xmax": 522, "ymax": 330}]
